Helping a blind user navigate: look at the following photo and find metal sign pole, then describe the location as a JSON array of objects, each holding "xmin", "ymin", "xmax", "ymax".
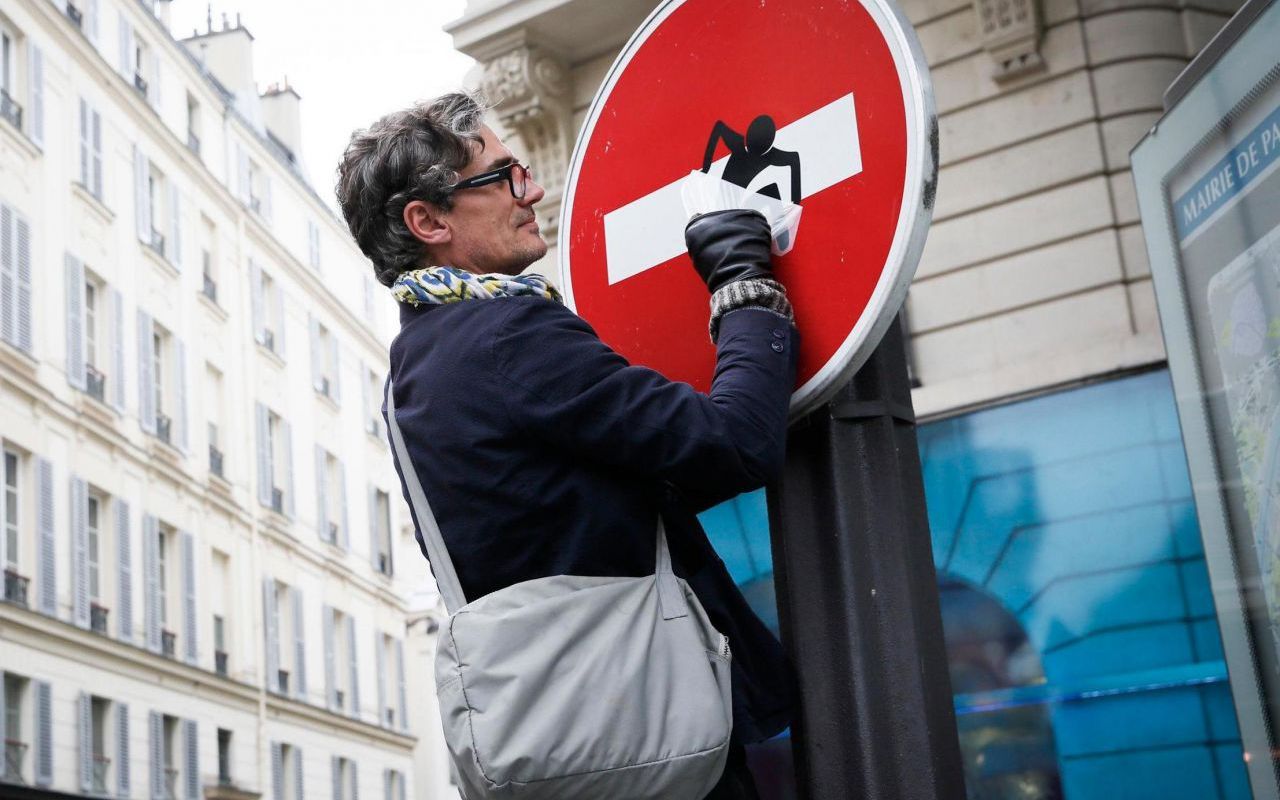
[{"xmin": 767, "ymin": 321, "xmax": 965, "ymax": 800}]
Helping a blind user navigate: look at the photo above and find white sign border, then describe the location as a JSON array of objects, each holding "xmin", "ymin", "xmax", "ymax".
[{"xmin": 559, "ymin": 0, "xmax": 937, "ymax": 420}]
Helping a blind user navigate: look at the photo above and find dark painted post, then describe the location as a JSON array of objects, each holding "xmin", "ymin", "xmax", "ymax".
[{"xmin": 767, "ymin": 321, "xmax": 965, "ymax": 800}]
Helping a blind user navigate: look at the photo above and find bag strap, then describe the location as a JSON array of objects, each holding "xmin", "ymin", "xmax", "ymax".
[
  {"xmin": 385, "ymin": 376, "xmax": 468, "ymax": 613},
  {"xmin": 385, "ymin": 376, "xmax": 689, "ymax": 620}
]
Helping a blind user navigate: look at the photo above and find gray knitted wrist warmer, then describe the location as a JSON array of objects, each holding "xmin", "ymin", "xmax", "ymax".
[{"xmin": 708, "ymin": 278, "xmax": 794, "ymax": 343}]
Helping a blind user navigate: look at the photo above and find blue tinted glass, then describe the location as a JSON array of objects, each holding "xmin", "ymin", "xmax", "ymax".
[{"xmin": 699, "ymin": 369, "xmax": 1250, "ymax": 799}]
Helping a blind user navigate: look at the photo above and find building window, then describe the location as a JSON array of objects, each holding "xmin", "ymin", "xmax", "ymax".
[
  {"xmin": 320, "ymin": 451, "xmax": 342, "ymax": 545},
  {"xmin": 206, "ymin": 364, "xmax": 224, "ymax": 478},
  {"xmin": 185, "ymin": 93, "xmax": 201, "ymax": 156},
  {"xmin": 200, "ymin": 216, "xmax": 217, "ymax": 304},
  {"xmin": 90, "ymin": 696, "xmax": 111, "ymax": 793},
  {"xmin": 313, "ymin": 322, "xmax": 336, "ymax": 399},
  {"xmin": 152, "ymin": 326, "xmax": 170, "ymax": 443},
  {"xmin": 132, "ymin": 38, "xmax": 149, "ymax": 98},
  {"xmin": 268, "ymin": 411, "xmax": 285, "ymax": 513},
  {"xmin": 2, "ymin": 448, "xmax": 26, "ymax": 608},
  {"xmin": 372, "ymin": 489, "xmax": 392, "ymax": 577},
  {"xmin": 364, "ymin": 367, "xmax": 382, "ymax": 437},
  {"xmin": 279, "ymin": 743, "xmax": 300, "ymax": 800},
  {"xmin": 212, "ymin": 548, "xmax": 230, "ymax": 675},
  {"xmin": 0, "ymin": 22, "xmax": 25, "ymax": 135},
  {"xmin": 162, "ymin": 714, "xmax": 178, "ymax": 798},
  {"xmin": 78, "ymin": 269, "xmax": 118, "ymax": 404},
  {"xmin": 333, "ymin": 756, "xmax": 355, "ymax": 800},
  {"xmin": 3, "ymin": 673, "xmax": 28, "ymax": 782},
  {"xmin": 254, "ymin": 267, "xmax": 284, "ymax": 356},
  {"xmin": 87, "ymin": 494, "xmax": 101, "ymax": 603},
  {"xmin": 216, "ymin": 728, "xmax": 232, "ymax": 786}
]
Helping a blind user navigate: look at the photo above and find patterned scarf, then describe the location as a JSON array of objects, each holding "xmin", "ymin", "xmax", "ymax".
[{"xmin": 392, "ymin": 266, "xmax": 563, "ymax": 307}]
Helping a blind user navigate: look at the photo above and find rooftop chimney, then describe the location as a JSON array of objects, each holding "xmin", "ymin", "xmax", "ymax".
[
  {"xmin": 178, "ymin": 20, "xmax": 263, "ymax": 131},
  {"xmin": 261, "ymin": 79, "xmax": 303, "ymax": 165}
]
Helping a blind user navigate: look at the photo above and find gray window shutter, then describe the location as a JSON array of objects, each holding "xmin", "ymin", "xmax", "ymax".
[
  {"xmin": 79, "ymin": 99, "xmax": 90, "ymax": 188},
  {"xmin": 88, "ymin": 0, "xmax": 100, "ymax": 46},
  {"xmin": 292, "ymin": 587, "xmax": 306, "ymax": 699},
  {"xmin": 250, "ymin": 260, "xmax": 264, "ymax": 344},
  {"xmin": 374, "ymin": 632, "xmax": 385, "ymax": 727},
  {"xmin": 149, "ymin": 711, "xmax": 162, "ymax": 800},
  {"xmin": 79, "ymin": 691, "xmax": 92, "ymax": 792},
  {"xmin": 35, "ymin": 680, "xmax": 53, "ymax": 786},
  {"xmin": 293, "ymin": 746, "xmax": 304, "ymax": 800},
  {"xmin": 143, "ymin": 514, "xmax": 160, "ymax": 652},
  {"xmin": 281, "ymin": 419, "xmax": 295, "ymax": 519},
  {"xmin": 383, "ymin": 769, "xmax": 391, "ymax": 800},
  {"xmin": 367, "ymin": 487, "xmax": 379, "ymax": 572},
  {"xmin": 37, "ymin": 457, "xmax": 56, "ymax": 616},
  {"xmin": 270, "ymin": 742, "xmax": 283, "ymax": 800},
  {"xmin": 347, "ymin": 616, "xmax": 360, "ymax": 718},
  {"xmin": 308, "ymin": 315, "xmax": 321, "ymax": 392},
  {"xmin": 397, "ymin": 770, "xmax": 405, "ymax": 800},
  {"xmin": 263, "ymin": 578, "xmax": 279, "ymax": 692},
  {"xmin": 149, "ymin": 50, "xmax": 162, "ymax": 111},
  {"xmin": 116, "ymin": 499, "xmax": 132, "ymax": 641},
  {"xmin": 92, "ymin": 110, "xmax": 103, "ymax": 198},
  {"xmin": 28, "ymin": 44, "xmax": 44, "ymax": 148},
  {"xmin": 110, "ymin": 288, "xmax": 125, "ymax": 411},
  {"xmin": 351, "ymin": 761, "xmax": 359, "ymax": 800},
  {"xmin": 322, "ymin": 605, "xmax": 335, "ymax": 711},
  {"xmin": 330, "ymin": 337, "xmax": 341, "ymax": 406},
  {"xmin": 168, "ymin": 185, "xmax": 182, "ymax": 270},
  {"xmin": 133, "ymin": 146, "xmax": 151, "ymax": 243},
  {"xmin": 395, "ymin": 638, "xmax": 407, "ymax": 732},
  {"xmin": 117, "ymin": 702, "xmax": 130, "ymax": 797},
  {"xmin": 66, "ymin": 253, "xmax": 86, "ymax": 390},
  {"xmin": 314, "ymin": 445, "xmax": 328, "ymax": 543},
  {"xmin": 136, "ymin": 310, "xmax": 155, "ymax": 434},
  {"xmin": 181, "ymin": 530, "xmax": 197, "ymax": 663},
  {"xmin": 15, "ymin": 214, "xmax": 32, "ymax": 354},
  {"xmin": 183, "ymin": 719, "xmax": 197, "ymax": 800},
  {"xmin": 116, "ymin": 13, "xmax": 131, "ymax": 77},
  {"xmin": 331, "ymin": 756, "xmax": 341, "ymax": 800},
  {"xmin": 255, "ymin": 403, "xmax": 271, "ymax": 507},
  {"xmin": 174, "ymin": 338, "xmax": 188, "ymax": 451},
  {"xmin": 1, "ymin": 205, "xmax": 14, "ymax": 346},
  {"xmin": 338, "ymin": 460, "xmax": 350, "ymax": 551},
  {"xmin": 273, "ymin": 283, "xmax": 287, "ymax": 359},
  {"xmin": 71, "ymin": 475, "xmax": 89, "ymax": 628}
]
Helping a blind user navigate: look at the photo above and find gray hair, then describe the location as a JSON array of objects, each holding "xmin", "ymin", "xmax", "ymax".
[{"xmin": 335, "ymin": 92, "xmax": 487, "ymax": 286}]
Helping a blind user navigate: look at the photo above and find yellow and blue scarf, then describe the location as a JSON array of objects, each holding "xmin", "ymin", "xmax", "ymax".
[{"xmin": 392, "ymin": 266, "xmax": 562, "ymax": 307}]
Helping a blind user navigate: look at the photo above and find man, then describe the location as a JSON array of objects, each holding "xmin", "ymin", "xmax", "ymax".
[{"xmin": 337, "ymin": 93, "xmax": 798, "ymax": 799}]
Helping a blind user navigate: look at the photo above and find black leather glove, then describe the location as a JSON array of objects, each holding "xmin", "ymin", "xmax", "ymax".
[{"xmin": 684, "ymin": 209, "xmax": 774, "ymax": 295}]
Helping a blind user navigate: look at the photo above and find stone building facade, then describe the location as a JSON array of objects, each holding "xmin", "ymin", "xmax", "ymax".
[{"xmin": 0, "ymin": 1, "xmax": 426, "ymax": 798}]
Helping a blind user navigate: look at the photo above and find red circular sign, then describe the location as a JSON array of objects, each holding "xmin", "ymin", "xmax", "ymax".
[{"xmin": 560, "ymin": 0, "xmax": 935, "ymax": 417}]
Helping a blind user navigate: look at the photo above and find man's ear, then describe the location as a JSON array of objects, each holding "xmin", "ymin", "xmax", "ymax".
[{"xmin": 403, "ymin": 200, "xmax": 451, "ymax": 247}]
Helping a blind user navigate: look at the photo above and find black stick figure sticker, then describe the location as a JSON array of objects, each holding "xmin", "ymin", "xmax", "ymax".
[{"xmin": 700, "ymin": 115, "xmax": 802, "ymax": 204}]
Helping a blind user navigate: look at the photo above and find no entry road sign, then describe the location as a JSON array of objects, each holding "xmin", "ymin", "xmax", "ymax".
[{"xmin": 559, "ymin": 0, "xmax": 937, "ymax": 418}]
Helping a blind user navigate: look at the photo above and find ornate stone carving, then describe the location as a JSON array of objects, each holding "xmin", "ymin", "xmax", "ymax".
[
  {"xmin": 974, "ymin": 0, "xmax": 1045, "ymax": 82},
  {"xmin": 480, "ymin": 45, "xmax": 573, "ymax": 242}
]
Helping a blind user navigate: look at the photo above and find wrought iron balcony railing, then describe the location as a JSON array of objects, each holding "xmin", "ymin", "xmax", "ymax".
[
  {"xmin": 0, "ymin": 90, "xmax": 23, "ymax": 132},
  {"xmin": 3, "ymin": 738, "xmax": 27, "ymax": 783},
  {"xmin": 3, "ymin": 570, "xmax": 29, "ymax": 607},
  {"xmin": 262, "ymin": 329, "xmax": 276, "ymax": 352},
  {"xmin": 209, "ymin": 446, "xmax": 224, "ymax": 478},
  {"xmin": 277, "ymin": 669, "xmax": 290, "ymax": 694},
  {"xmin": 378, "ymin": 552, "xmax": 391, "ymax": 576},
  {"xmin": 328, "ymin": 521, "xmax": 340, "ymax": 544},
  {"xmin": 86, "ymin": 364, "xmax": 106, "ymax": 402},
  {"xmin": 319, "ymin": 376, "xmax": 331, "ymax": 398},
  {"xmin": 134, "ymin": 73, "xmax": 149, "ymax": 98},
  {"xmin": 249, "ymin": 196, "xmax": 262, "ymax": 215},
  {"xmin": 91, "ymin": 754, "xmax": 111, "ymax": 793},
  {"xmin": 147, "ymin": 228, "xmax": 166, "ymax": 259},
  {"xmin": 335, "ymin": 689, "xmax": 345, "ymax": 710},
  {"xmin": 161, "ymin": 629, "xmax": 177, "ymax": 659},
  {"xmin": 66, "ymin": 4, "xmax": 85, "ymax": 28},
  {"xmin": 163, "ymin": 767, "xmax": 178, "ymax": 800},
  {"xmin": 215, "ymin": 650, "xmax": 229, "ymax": 676},
  {"xmin": 271, "ymin": 487, "xmax": 284, "ymax": 514},
  {"xmin": 156, "ymin": 413, "xmax": 172, "ymax": 445},
  {"xmin": 187, "ymin": 131, "xmax": 201, "ymax": 156},
  {"xmin": 90, "ymin": 602, "xmax": 109, "ymax": 635}
]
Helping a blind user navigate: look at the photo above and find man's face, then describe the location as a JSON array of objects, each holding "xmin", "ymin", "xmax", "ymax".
[{"xmin": 440, "ymin": 126, "xmax": 548, "ymax": 275}]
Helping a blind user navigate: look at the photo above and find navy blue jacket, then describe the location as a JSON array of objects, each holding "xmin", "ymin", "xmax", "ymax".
[{"xmin": 384, "ymin": 294, "xmax": 798, "ymax": 743}]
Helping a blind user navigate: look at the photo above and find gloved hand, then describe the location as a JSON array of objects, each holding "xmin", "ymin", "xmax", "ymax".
[{"xmin": 684, "ymin": 209, "xmax": 774, "ymax": 295}]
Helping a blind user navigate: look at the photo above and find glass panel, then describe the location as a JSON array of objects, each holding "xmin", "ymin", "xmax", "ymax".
[
  {"xmin": 4, "ymin": 451, "xmax": 17, "ymax": 568},
  {"xmin": 697, "ymin": 370, "xmax": 1251, "ymax": 799}
]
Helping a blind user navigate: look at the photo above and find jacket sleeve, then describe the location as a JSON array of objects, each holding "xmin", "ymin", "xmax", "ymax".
[{"xmin": 489, "ymin": 298, "xmax": 798, "ymax": 505}]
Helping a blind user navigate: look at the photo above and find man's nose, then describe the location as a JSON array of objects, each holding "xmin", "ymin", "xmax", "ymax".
[{"xmin": 519, "ymin": 177, "xmax": 546, "ymax": 206}]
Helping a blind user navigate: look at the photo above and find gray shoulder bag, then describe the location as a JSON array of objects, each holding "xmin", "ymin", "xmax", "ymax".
[{"xmin": 386, "ymin": 378, "xmax": 733, "ymax": 799}]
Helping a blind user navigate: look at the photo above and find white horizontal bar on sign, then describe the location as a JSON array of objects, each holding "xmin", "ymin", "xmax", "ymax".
[{"xmin": 602, "ymin": 93, "xmax": 862, "ymax": 286}]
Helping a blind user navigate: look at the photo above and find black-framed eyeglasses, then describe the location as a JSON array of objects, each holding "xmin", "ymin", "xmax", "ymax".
[{"xmin": 449, "ymin": 162, "xmax": 534, "ymax": 199}]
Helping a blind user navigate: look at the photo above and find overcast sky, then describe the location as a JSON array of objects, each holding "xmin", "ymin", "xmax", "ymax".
[{"xmin": 171, "ymin": 1, "xmax": 475, "ymax": 209}]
